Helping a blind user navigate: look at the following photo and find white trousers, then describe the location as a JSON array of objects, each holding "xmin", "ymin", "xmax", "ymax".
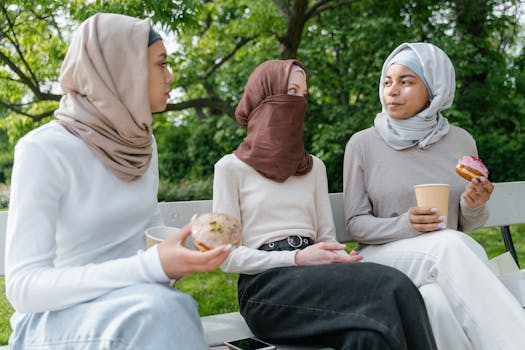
[{"xmin": 358, "ymin": 229, "xmax": 525, "ymax": 350}]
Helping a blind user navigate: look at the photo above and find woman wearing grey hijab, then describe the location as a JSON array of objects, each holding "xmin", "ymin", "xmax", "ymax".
[
  {"xmin": 5, "ymin": 13, "xmax": 230, "ymax": 349},
  {"xmin": 343, "ymin": 42, "xmax": 525, "ymax": 349}
]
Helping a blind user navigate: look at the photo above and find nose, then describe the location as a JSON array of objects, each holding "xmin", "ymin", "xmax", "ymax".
[
  {"xmin": 386, "ymin": 83, "xmax": 399, "ymax": 96},
  {"xmin": 166, "ymin": 68, "xmax": 175, "ymax": 84}
]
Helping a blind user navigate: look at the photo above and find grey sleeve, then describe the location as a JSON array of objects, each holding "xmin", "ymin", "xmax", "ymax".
[{"xmin": 343, "ymin": 138, "xmax": 420, "ymax": 244}]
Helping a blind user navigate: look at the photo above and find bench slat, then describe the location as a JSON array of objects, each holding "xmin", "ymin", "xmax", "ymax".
[{"xmin": 484, "ymin": 182, "xmax": 525, "ymax": 227}]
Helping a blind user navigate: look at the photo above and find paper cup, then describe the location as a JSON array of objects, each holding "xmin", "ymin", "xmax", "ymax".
[
  {"xmin": 145, "ymin": 226, "xmax": 180, "ymax": 249},
  {"xmin": 414, "ymin": 184, "xmax": 450, "ymax": 223}
]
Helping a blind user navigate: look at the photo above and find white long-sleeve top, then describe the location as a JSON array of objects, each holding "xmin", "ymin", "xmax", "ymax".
[
  {"xmin": 213, "ymin": 154, "xmax": 340, "ymax": 275},
  {"xmin": 5, "ymin": 121, "xmax": 168, "ymax": 314}
]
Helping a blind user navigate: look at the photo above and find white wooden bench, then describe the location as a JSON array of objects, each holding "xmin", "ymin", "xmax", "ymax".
[{"xmin": 1, "ymin": 181, "xmax": 524, "ymax": 349}]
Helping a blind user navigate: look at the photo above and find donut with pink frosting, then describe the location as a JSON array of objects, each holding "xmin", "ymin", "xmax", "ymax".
[{"xmin": 455, "ymin": 155, "xmax": 489, "ymax": 181}]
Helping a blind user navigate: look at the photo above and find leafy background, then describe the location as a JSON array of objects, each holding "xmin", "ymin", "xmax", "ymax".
[{"xmin": 1, "ymin": 0, "xmax": 524, "ymax": 205}]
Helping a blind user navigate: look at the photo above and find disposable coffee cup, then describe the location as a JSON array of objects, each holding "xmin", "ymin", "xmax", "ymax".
[
  {"xmin": 414, "ymin": 184, "xmax": 450, "ymax": 224},
  {"xmin": 145, "ymin": 226, "xmax": 180, "ymax": 249}
]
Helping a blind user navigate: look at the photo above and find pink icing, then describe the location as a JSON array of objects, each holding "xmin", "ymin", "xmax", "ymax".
[{"xmin": 459, "ymin": 155, "xmax": 489, "ymax": 177}]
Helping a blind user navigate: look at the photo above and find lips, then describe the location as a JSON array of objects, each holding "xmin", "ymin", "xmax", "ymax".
[{"xmin": 386, "ymin": 102, "xmax": 404, "ymax": 110}]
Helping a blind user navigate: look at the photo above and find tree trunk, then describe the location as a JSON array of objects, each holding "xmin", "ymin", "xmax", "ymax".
[{"xmin": 278, "ymin": 0, "xmax": 308, "ymax": 59}]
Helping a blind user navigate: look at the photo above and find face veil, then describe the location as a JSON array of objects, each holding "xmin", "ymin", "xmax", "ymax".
[{"xmin": 234, "ymin": 59, "xmax": 313, "ymax": 182}]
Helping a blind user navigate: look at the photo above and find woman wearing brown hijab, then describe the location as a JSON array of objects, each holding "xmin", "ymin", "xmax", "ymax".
[
  {"xmin": 213, "ymin": 59, "xmax": 437, "ymax": 349},
  {"xmin": 5, "ymin": 13, "xmax": 229, "ymax": 349}
]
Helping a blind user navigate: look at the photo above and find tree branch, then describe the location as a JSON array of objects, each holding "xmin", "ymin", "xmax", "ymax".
[
  {"xmin": 277, "ymin": 0, "xmax": 308, "ymax": 58},
  {"xmin": 202, "ymin": 36, "xmax": 256, "ymax": 79},
  {"xmin": 1, "ymin": 4, "xmax": 41, "ymax": 88},
  {"xmin": 305, "ymin": 0, "xmax": 347, "ymax": 21},
  {"xmin": 0, "ymin": 49, "xmax": 61, "ymax": 101},
  {"xmin": 0, "ymin": 99, "xmax": 55, "ymax": 122}
]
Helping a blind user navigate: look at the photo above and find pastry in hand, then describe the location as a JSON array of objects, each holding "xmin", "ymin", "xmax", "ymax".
[
  {"xmin": 455, "ymin": 155, "xmax": 489, "ymax": 181},
  {"xmin": 191, "ymin": 213, "xmax": 241, "ymax": 251}
]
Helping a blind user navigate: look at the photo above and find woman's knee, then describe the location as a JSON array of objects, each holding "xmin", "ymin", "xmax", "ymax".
[
  {"xmin": 103, "ymin": 283, "xmax": 200, "ymax": 333},
  {"xmin": 112, "ymin": 284, "xmax": 204, "ymax": 346},
  {"xmin": 133, "ymin": 284, "xmax": 198, "ymax": 320},
  {"xmin": 374, "ymin": 265, "xmax": 425, "ymax": 303}
]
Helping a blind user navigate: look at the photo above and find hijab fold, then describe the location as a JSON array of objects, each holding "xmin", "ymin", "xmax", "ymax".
[
  {"xmin": 55, "ymin": 13, "xmax": 153, "ymax": 181},
  {"xmin": 374, "ymin": 43, "xmax": 455, "ymax": 150},
  {"xmin": 234, "ymin": 59, "xmax": 313, "ymax": 182}
]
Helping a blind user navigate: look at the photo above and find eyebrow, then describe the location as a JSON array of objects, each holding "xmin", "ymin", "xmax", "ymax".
[
  {"xmin": 384, "ymin": 74, "xmax": 417, "ymax": 79},
  {"xmin": 158, "ymin": 53, "xmax": 167, "ymax": 59}
]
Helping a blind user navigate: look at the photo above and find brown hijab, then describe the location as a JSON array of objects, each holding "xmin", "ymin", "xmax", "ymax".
[
  {"xmin": 55, "ymin": 13, "xmax": 153, "ymax": 182},
  {"xmin": 234, "ymin": 59, "xmax": 313, "ymax": 182}
]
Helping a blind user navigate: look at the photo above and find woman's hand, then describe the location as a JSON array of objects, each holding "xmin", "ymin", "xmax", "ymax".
[
  {"xmin": 295, "ymin": 242, "xmax": 363, "ymax": 266},
  {"xmin": 409, "ymin": 207, "xmax": 446, "ymax": 233},
  {"xmin": 157, "ymin": 222, "xmax": 231, "ymax": 280},
  {"xmin": 462, "ymin": 177, "xmax": 493, "ymax": 208}
]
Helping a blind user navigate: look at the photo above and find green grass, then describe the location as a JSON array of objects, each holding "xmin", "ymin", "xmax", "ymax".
[
  {"xmin": 0, "ymin": 224, "xmax": 524, "ymax": 345},
  {"xmin": 0, "ymin": 277, "xmax": 13, "ymax": 345},
  {"xmin": 177, "ymin": 269, "xmax": 239, "ymax": 316}
]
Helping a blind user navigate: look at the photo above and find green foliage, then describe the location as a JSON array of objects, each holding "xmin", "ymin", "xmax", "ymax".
[
  {"xmin": 154, "ymin": 113, "xmax": 244, "ymax": 184},
  {"xmin": 0, "ymin": 130, "xmax": 12, "ymax": 185},
  {"xmin": 1, "ymin": 0, "xmax": 525, "ymax": 191},
  {"xmin": 158, "ymin": 178, "xmax": 213, "ymax": 202},
  {"xmin": 66, "ymin": 0, "xmax": 203, "ymax": 32}
]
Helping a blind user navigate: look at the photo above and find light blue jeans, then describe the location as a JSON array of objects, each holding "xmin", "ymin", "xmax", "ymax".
[{"xmin": 9, "ymin": 283, "xmax": 208, "ymax": 349}]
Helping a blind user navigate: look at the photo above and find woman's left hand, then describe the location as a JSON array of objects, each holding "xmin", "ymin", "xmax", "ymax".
[
  {"xmin": 295, "ymin": 243, "xmax": 363, "ymax": 265},
  {"xmin": 462, "ymin": 177, "xmax": 494, "ymax": 208}
]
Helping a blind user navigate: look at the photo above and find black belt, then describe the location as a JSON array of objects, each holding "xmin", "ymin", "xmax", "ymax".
[{"xmin": 259, "ymin": 235, "xmax": 314, "ymax": 252}]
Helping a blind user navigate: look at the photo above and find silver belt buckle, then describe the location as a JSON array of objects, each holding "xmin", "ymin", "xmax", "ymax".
[{"xmin": 287, "ymin": 235, "xmax": 303, "ymax": 248}]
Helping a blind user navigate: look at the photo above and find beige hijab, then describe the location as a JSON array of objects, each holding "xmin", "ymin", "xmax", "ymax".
[{"xmin": 55, "ymin": 13, "xmax": 153, "ymax": 181}]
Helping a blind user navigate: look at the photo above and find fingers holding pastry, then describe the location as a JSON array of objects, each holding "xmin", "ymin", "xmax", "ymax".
[
  {"xmin": 463, "ymin": 176, "xmax": 493, "ymax": 208},
  {"xmin": 158, "ymin": 243, "xmax": 231, "ymax": 280}
]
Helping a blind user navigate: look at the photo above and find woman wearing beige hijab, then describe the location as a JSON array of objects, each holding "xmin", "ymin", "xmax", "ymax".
[
  {"xmin": 5, "ymin": 13, "xmax": 230, "ymax": 349},
  {"xmin": 213, "ymin": 59, "xmax": 437, "ymax": 349}
]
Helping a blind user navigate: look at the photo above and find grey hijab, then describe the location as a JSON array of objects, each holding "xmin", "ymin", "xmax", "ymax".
[{"xmin": 374, "ymin": 43, "xmax": 454, "ymax": 150}]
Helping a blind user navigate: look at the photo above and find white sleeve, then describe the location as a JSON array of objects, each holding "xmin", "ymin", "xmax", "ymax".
[
  {"xmin": 5, "ymin": 140, "xmax": 168, "ymax": 313},
  {"xmin": 212, "ymin": 157, "xmax": 296, "ymax": 275}
]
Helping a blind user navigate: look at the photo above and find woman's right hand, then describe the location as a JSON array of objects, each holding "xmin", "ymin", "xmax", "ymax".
[
  {"xmin": 409, "ymin": 207, "xmax": 446, "ymax": 232},
  {"xmin": 157, "ymin": 222, "xmax": 231, "ymax": 280},
  {"xmin": 295, "ymin": 242, "xmax": 363, "ymax": 265}
]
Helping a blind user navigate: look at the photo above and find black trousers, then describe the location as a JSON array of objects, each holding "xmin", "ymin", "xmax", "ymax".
[{"xmin": 238, "ymin": 262, "xmax": 437, "ymax": 350}]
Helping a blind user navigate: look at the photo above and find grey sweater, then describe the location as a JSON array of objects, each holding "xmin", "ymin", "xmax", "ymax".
[{"xmin": 343, "ymin": 125, "xmax": 488, "ymax": 245}]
